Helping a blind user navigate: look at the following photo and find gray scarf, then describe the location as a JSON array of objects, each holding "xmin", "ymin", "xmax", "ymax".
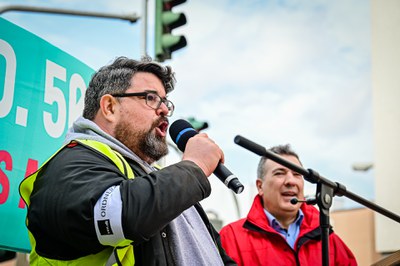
[{"xmin": 64, "ymin": 116, "xmax": 154, "ymax": 173}]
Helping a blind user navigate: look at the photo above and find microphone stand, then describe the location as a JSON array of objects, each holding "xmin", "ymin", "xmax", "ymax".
[{"xmin": 234, "ymin": 135, "xmax": 400, "ymax": 266}]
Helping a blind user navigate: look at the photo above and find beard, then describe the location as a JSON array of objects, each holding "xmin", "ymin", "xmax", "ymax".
[{"xmin": 114, "ymin": 118, "xmax": 168, "ymax": 163}]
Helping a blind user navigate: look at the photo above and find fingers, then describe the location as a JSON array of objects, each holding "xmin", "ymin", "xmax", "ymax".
[{"xmin": 181, "ymin": 134, "xmax": 224, "ymax": 177}]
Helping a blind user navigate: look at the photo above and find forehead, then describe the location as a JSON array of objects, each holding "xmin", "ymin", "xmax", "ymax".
[
  {"xmin": 130, "ymin": 72, "xmax": 165, "ymax": 94},
  {"xmin": 265, "ymin": 155, "xmax": 301, "ymax": 173}
]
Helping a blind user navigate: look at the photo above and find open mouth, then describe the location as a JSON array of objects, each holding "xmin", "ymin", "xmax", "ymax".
[
  {"xmin": 281, "ymin": 191, "xmax": 297, "ymax": 199},
  {"xmin": 155, "ymin": 120, "xmax": 169, "ymax": 137}
]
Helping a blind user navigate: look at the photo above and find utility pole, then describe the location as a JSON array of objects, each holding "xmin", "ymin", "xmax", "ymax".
[
  {"xmin": 141, "ymin": 0, "xmax": 148, "ymax": 57},
  {"xmin": 0, "ymin": 5, "xmax": 140, "ymax": 22},
  {"xmin": 0, "ymin": 4, "xmax": 144, "ymax": 55}
]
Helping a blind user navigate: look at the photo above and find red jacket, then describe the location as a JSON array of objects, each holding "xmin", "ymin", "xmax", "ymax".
[{"xmin": 220, "ymin": 195, "xmax": 357, "ymax": 266}]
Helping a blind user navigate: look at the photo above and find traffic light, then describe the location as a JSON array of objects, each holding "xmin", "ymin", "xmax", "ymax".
[
  {"xmin": 155, "ymin": 0, "xmax": 187, "ymax": 62},
  {"xmin": 187, "ymin": 117, "xmax": 208, "ymax": 132}
]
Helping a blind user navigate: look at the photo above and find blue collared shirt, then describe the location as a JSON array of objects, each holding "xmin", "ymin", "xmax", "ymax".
[{"xmin": 264, "ymin": 208, "xmax": 304, "ymax": 249}]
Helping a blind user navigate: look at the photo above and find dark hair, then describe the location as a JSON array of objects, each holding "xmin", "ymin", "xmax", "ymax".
[
  {"xmin": 83, "ymin": 56, "xmax": 176, "ymax": 120},
  {"xmin": 256, "ymin": 144, "xmax": 301, "ymax": 180}
]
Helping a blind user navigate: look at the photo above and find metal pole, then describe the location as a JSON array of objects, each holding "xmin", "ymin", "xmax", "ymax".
[
  {"xmin": 141, "ymin": 0, "xmax": 148, "ymax": 57},
  {"xmin": 231, "ymin": 191, "xmax": 242, "ymax": 219},
  {"xmin": 0, "ymin": 5, "xmax": 139, "ymax": 23}
]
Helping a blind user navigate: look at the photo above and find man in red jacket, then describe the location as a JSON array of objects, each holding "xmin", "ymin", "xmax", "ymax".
[{"xmin": 220, "ymin": 144, "xmax": 357, "ymax": 265}]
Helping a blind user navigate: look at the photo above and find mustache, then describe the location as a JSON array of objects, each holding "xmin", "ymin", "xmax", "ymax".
[{"xmin": 151, "ymin": 117, "xmax": 169, "ymax": 129}]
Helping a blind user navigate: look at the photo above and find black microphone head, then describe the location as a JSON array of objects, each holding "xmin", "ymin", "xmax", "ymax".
[
  {"xmin": 228, "ymin": 178, "xmax": 244, "ymax": 194},
  {"xmin": 290, "ymin": 198, "xmax": 299, "ymax": 205},
  {"xmin": 169, "ymin": 119, "xmax": 198, "ymax": 152}
]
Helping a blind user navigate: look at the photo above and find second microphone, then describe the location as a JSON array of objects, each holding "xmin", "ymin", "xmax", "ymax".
[{"xmin": 169, "ymin": 119, "xmax": 244, "ymax": 194}]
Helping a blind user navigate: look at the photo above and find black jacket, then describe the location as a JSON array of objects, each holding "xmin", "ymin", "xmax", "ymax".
[{"xmin": 28, "ymin": 142, "xmax": 235, "ymax": 265}]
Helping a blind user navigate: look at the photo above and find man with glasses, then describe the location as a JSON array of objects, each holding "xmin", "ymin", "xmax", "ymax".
[{"xmin": 20, "ymin": 56, "xmax": 235, "ymax": 265}]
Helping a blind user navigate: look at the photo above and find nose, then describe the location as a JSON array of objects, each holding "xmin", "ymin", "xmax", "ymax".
[
  {"xmin": 284, "ymin": 172, "xmax": 297, "ymax": 187},
  {"xmin": 156, "ymin": 101, "xmax": 170, "ymax": 117}
]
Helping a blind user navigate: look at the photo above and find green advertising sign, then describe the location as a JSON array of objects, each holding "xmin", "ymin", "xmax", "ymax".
[{"xmin": 0, "ymin": 17, "xmax": 95, "ymax": 252}]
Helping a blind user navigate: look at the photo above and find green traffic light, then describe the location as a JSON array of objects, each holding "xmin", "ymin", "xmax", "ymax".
[
  {"xmin": 162, "ymin": 11, "xmax": 186, "ymax": 30},
  {"xmin": 162, "ymin": 34, "xmax": 187, "ymax": 54},
  {"xmin": 187, "ymin": 117, "xmax": 209, "ymax": 131},
  {"xmin": 155, "ymin": 0, "xmax": 187, "ymax": 62}
]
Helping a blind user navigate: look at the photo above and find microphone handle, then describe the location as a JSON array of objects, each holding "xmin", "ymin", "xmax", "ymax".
[
  {"xmin": 214, "ymin": 164, "xmax": 244, "ymax": 194},
  {"xmin": 169, "ymin": 120, "xmax": 244, "ymax": 194}
]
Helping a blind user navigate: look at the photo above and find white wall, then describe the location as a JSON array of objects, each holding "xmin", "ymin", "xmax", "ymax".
[{"xmin": 371, "ymin": 0, "xmax": 400, "ymax": 252}]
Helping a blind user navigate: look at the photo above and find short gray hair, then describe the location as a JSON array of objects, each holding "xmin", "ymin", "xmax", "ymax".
[{"xmin": 256, "ymin": 144, "xmax": 301, "ymax": 180}]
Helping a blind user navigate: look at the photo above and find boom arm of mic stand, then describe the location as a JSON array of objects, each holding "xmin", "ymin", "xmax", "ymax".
[
  {"xmin": 235, "ymin": 135, "xmax": 400, "ymax": 266},
  {"xmin": 234, "ymin": 135, "xmax": 400, "ymax": 223}
]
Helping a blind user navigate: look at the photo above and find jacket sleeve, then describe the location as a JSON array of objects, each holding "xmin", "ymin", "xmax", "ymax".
[
  {"xmin": 28, "ymin": 145, "xmax": 212, "ymax": 258},
  {"xmin": 28, "ymin": 145, "xmax": 129, "ymax": 258},
  {"xmin": 119, "ymin": 160, "xmax": 212, "ymax": 242},
  {"xmin": 331, "ymin": 233, "xmax": 358, "ymax": 265},
  {"xmin": 219, "ymin": 223, "xmax": 243, "ymax": 265}
]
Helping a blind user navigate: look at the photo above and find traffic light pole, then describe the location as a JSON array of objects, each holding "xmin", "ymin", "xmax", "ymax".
[
  {"xmin": 0, "ymin": 4, "xmax": 144, "ymax": 55},
  {"xmin": 0, "ymin": 5, "xmax": 140, "ymax": 23},
  {"xmin": 141, "ymin": 0, "xmax": 148, "ymax": 57}
]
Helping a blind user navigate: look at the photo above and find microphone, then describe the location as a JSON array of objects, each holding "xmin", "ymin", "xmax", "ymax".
[
  {"xmin": 169, "ymin": 119, "xmax": 244, "ymax": 194},
  {"xmin": 290, "ymin": 197, "xmax": 317, "ymax": 205}
]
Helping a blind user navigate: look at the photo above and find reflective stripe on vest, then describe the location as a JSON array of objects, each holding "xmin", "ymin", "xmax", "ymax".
[{"xmin": 19, "ymin": 139, "xmax": 135, "ymax": 266}]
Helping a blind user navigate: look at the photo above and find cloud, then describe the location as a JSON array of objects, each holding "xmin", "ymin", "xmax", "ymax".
[
  {"xmin": 167, "ymin": 0, "xmax": 374, "ymax": 208},
  {"xmin": 1, "ymin": 0, "xmax": 374, "ymax": 213}
]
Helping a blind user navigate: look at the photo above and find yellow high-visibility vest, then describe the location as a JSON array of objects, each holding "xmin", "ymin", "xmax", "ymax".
[{"xmin": 19, "ymin": 139, "xmax": 135, "ymax": 266}]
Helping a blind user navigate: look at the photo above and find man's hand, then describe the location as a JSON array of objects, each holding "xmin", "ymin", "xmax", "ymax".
[{"xmin": 182, "ymin": 133, "xmax": 224, "ymax": 177}]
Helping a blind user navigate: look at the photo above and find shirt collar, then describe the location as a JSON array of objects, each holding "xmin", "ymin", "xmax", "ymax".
[{"xmin": 264, "ymin": 208, "xmax": 304, "ymax": 230}]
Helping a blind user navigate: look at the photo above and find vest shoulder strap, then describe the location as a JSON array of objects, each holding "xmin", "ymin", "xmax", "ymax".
[{"xmin": 75, "ymin": 139, "xmax": 135, "ymax": 180}]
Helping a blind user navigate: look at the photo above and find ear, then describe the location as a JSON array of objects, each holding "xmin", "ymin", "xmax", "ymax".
[
  {"xmin": 256, "ymin": 179, "xmax": 263, "ymax": 196},
  {"xmin": 99, "ymin": 94, "xmax": 118, "ymax": 122}
]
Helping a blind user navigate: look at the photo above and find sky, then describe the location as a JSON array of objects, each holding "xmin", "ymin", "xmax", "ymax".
[{"xmin": 0, "ymin": 0, "xmax": 374, "ymax": 224}]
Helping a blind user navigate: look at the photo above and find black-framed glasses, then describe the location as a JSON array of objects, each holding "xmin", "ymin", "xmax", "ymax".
[{"xmin": 111, "ymin": 90, "xmax": 175, "ymax": 117}]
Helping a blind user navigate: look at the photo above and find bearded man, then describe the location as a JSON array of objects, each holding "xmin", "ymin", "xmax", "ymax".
[{"xmin": 20, "ymin": 56, "xmax": 235, "ymax": 266}]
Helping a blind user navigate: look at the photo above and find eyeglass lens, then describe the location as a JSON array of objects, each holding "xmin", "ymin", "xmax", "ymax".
[{"xmin": 145, "ymin": 93, "xmax": 174, "ymax": 115}]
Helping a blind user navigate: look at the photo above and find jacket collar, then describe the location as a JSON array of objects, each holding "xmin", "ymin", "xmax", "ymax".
[{"xmin": 245, "ymin": 195, "xmax": 322, "ymax": 236}]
